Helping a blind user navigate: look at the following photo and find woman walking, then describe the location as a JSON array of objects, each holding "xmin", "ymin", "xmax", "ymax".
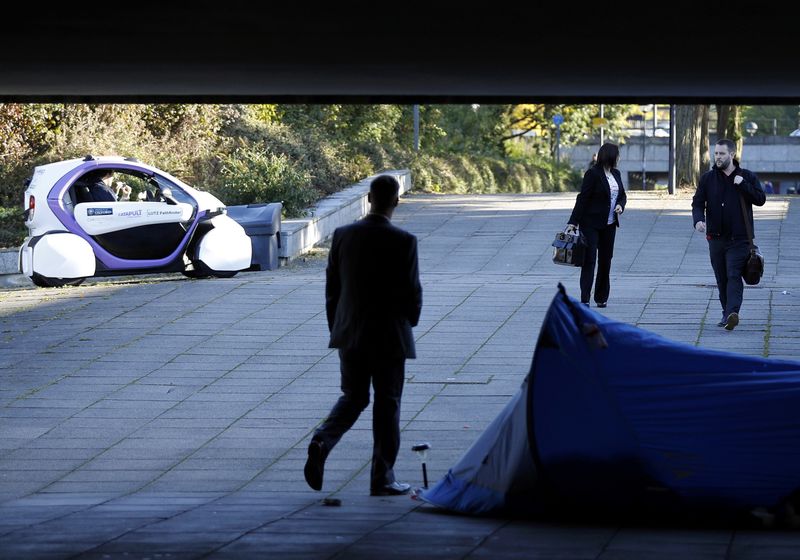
[{"xmin": 565, "ymin": 142, "xmax": 626, "ymax": 307}]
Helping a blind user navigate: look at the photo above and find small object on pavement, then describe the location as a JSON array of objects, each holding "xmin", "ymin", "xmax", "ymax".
[
  {"xmin": 411, "ymin": 442, "xmax": 431, "ymax": 489},
  {"xmin": 322, "ymin": 497, "xmax": 341, "ymax": 507}
]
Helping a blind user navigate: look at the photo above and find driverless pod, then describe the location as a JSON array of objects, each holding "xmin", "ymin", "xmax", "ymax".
[{"xmin": 19, "ymin": 155, "xmax": 252, "ymax": 287}]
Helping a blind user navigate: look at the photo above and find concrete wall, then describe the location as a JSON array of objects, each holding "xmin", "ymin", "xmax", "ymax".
[
  {"xmin": 278, "ymin": 170, "xmax": 411, "ymax": 261},
  {"xmin": 0, "ymin": 248, "xmax": 17, "ymax": 275},
  {"xmin": 561, "ymin": 137, "xmax": 800, "ymax": 190}
]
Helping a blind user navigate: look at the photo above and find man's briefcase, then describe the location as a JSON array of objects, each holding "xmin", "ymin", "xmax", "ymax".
[{"xmin": 552, "ymin": 230, "xmax": 586, "ymax": 267}]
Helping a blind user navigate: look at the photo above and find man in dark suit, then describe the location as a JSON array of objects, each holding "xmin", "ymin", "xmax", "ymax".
[{"xmin": 304, "ymin": 174, "xmax": 423, "ymax": 496}]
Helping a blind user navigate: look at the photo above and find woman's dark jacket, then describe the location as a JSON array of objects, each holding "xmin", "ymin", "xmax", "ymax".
[
  {"xmin": 691, "ymin": 165, "xmax": 766, "ymax": 240},
  {"xmin": 568, "ymin": 165, "xmax": 627, "ymax": 229}
]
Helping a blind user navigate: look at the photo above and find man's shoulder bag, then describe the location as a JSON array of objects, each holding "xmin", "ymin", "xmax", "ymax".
[
  {"xmin": 743, "ymin": 246, "xmax": 764, "ymax": 286},
  {"xmin": 739, "ymin": 192, "xmax": 764, "ymax": 285},
  {"xmin": 552, "ymin": 228, "xmax": 586, "ymax": 267}
]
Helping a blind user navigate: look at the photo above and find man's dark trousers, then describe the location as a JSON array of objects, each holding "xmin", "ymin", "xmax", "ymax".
[
  {"xmin": 580, "ymin": 223, "xmax": 616, "ymax": 304},
  {"xmin": 708, "ymin": 238, "xmax": 750, "ymax": 318},
  {"xmin": 313, "ymin": 350, "xmax": 404, "ymax": 488}
]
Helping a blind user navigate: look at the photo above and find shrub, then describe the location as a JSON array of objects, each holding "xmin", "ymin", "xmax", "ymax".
[
  {"xmin": 221, "ymin": 115, "xmax": 364, "ymax": 195},
  {"xmin": 0, "ymin": 163, "xmax": 35, "ymax": 209},
  {"xmin": 0, "ymin": 206, "xmax": 25, "ymax": 248},
  {"xmin": 213, "ymin": 145, "xmax": 318, "ymax": 217},
  {"xmin": 404, "ymin": 151, "xmax": 575, "ymax": 195}
]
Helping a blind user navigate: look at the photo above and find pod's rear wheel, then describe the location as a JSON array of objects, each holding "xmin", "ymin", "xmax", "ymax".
[{"xmin": 31, "ymin": 273, "xmax": 85, "ymax": 288}]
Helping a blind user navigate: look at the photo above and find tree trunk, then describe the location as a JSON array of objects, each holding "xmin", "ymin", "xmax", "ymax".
[
  {"xmin": 716, "ymin": 104, "xmax": 743, "ymax": 158},
  {"xmin": 716, "ymin": 105, "xmax": 729, "ymax": 140},
  {"xmin": 729, "ymin": 106, "xmax": 743, "ymax": 159},
  {"xmin": 699, "ymin": 105, "xmax": 710, "ymax": 172},
  {"xmin": 676, "ymin": 105, "xmax": 704, "ymax": 187}
]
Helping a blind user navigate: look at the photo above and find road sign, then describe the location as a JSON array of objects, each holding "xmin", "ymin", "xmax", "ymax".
[
  {"xmin": 552, "ymin": 114, "xmax": 564, "ymax": 126},
  {"xmin": 592, "ymin": 117, "xmax": 608, "ymax": 127}
]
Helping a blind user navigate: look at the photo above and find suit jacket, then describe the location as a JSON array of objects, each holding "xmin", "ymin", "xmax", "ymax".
[
  {"xmin": 326, "ymin": 213, "xmax": 423, "ymax": 359},
  {"xmin": 691, "ymin": 165, "xmax": 766, "ymax": 240},
  {"xmin": 568, "ymin": 165, "xmax": 627, "ymax": 230}
]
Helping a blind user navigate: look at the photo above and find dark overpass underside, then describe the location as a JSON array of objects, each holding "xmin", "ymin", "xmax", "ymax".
[{"xmin": 2, "ymin": 2, "xmax": 798, "ymax": 104}]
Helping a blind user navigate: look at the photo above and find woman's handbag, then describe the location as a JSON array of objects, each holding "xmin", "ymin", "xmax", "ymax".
[
  {"xmin": 739, "ymin": 192, "xmax": 764, "ymax": 285},
  {"xmin": 552, "ymin": 227, "xmax": 586, "ymax": 267}
]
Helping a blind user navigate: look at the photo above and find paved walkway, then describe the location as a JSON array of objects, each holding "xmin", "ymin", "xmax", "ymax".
[{"xmin": 1, "ymin": 191, "xmax": 800, "ymax": 559}]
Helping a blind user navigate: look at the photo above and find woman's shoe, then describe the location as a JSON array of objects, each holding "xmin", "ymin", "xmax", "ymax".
[{"xmin": 596, "ymin": 302, "xmax": 607, "ymax": 308}]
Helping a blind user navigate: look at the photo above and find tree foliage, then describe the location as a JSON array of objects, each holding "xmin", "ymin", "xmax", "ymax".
[
  {"xmin": 716, "ymin": 105, "xmax": 742, "ymax": 156},
  {"xmin": 505, "ymin": 104, "xmax": 635, "ymax": 155},
  {"xmin": 277, "ymin": 105, "xmax": 403, "ymax": 145},
  {"xmin": 741, "ymin": 105, "xmax": 800, "ymax": 136}
]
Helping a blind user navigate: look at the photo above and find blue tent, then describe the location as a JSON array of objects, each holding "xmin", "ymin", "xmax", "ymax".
[{"xmin": 419, "ymin": 285, "xmax": 800, "ymax": 519}]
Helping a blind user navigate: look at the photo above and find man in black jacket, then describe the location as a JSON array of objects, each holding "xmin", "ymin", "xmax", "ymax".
[
  {"xmin": 304, "ymin": 175, "xmax": 423, "ymax": 496},
  {"xmin": 76, "ymin": 170, "xmax": 117, "ymax": 202},
  {"xmin": 692, "ymin": 138, "xmax": 766, "ymax": 330}
]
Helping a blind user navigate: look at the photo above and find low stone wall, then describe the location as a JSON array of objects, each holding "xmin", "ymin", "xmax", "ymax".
[
  {"xmin": 0, "ymin": 169, "xmax": 413, "ymax": 277},
  {"xmin": 278, "ymin": 169, "xmax": 412, "ymax": 261},
  {"xmin": 0, "ymin": 247, "xmax": 17, "ymax": 275}
]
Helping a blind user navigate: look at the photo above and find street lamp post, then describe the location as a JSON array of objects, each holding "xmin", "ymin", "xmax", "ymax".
[
  {"xmin": 668, "ymin": 104, "xmax": 676, "ymax": 195},
  {"xmin": 600, "ymin": 104, "xmax": 605, "ymax": 147},
  {"xmin": 630, "ymin": 113, "xmax": 645, "ymax": 190},
  {"xmin": 413, "ymin": 105, "xmax": 420, "ymax": 152},
  {"xmin": 553, "ymin": 113, "xmax": 564, "ymax": 167}
]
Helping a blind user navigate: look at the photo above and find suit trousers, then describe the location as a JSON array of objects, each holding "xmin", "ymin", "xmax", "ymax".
[
  {"xmin": 708, "ymin": 238, "xmax": 750, "ymax": 318},
  {"xmin": 580, "ymin": 222, "xmax": 617, "ymax": 304},
  {"xmin": 313, "ymin": 349, "xmax": 405, "ymax": 489}
]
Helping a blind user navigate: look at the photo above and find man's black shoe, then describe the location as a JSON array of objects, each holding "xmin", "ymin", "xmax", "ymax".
[
  {"xmin": 370, "ymin": 481, "xmax": 411, "ymax": 496},
  {"xmin": 724, "ymin": 312, "xmax": 739, "ymax": 331},
  {"xmin": 304, "ymin": 440, "xmax": 325, "ymax": 491},
  {"xmin": 596, "ymin": 302, "xmax": 607, "ymax": 308},
  {"xmin": 716, "ymin": 320, "xmax": 726, "ymax": 327}
]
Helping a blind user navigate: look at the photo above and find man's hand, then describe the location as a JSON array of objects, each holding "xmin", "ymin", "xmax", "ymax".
[
  {"xmin": 614, "ymin": 204, "xmax": 623, "ymax": 214},
  {"xmin": 695, "ymin": 221, "xmax": 706, "ymax": 233},
  {"xmin": 114, "ymin": 182, "xmax": 132, "ymax": 201},
  {"xmin": 564, "ymin": 224, "xmax": 577, "ymax": 234},
  {"xmin": 733, "ymin": 175, "xmax": 744, "ymax": 185}
]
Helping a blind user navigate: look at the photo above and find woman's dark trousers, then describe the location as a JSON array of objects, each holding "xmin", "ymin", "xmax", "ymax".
[{"xmin": 580, "ymin": 223, "xmax": 617, "ymax": 304}]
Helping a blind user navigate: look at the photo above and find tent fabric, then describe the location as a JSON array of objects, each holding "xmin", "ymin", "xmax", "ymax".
[
  {"xmin": 419, "ymin": 284, "xmax": 800, "ymax": 517},
  {"xmin": 418, "ymin": 379, "xmax": 539, "ymax": 516}
]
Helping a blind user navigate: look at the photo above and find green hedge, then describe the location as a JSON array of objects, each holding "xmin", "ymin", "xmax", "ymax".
[
  {"xmin": 212, "ymin": 146, "xmax": 318, "ymax": 217},
  {"xmin": 0, "ymin": 207, "xmax": 25, "ymax": 248},
  {"xmin": 404, "ymin": 151, "xmax": 580, "ymax": 195}
]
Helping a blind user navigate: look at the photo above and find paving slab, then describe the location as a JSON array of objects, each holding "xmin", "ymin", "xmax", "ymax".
[{"xmin": 2, "ymin": 192, "xmax": 800, "ymax": 558}]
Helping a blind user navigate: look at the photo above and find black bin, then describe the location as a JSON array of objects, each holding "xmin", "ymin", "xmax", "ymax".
[{"xmin": 226, "ymin": 202, "xmax": 282, "ymax": 270}]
